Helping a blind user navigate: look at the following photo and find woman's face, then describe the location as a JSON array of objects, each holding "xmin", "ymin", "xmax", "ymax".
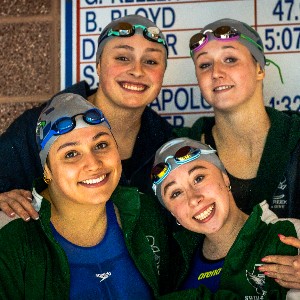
[
  {"xmin": 161, "ymin": 160, "xmax": 232, "ymax": 235},
  {"xmin": 45, "ymin": 125, "xmax": 121, "ymax": 206},
  {"xmin": 193, "ymin": 39, "xmax": 264, "ymax": 112},
  {"xmin": 97, "ymin": 34, "xmax": 167, "ymax": 110}
]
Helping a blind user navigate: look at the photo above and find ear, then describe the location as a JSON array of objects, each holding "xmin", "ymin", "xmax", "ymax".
[
  {"xmin": 256, "ymin": 63, "xmax": 265, "ymax": 80},
  {"xmin": 222, "ymin": 172, "xmax": 230, "ymax": 187},
  {"xmin": 44, "ymin": 163, "xmax": 53, "ymax": 181},
  {"xmin": 96, "ymin": 60, "xmax": 101, "ymax": 77}
]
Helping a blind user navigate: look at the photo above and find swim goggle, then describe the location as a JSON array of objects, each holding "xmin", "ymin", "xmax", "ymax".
[
  {"xmin": 151, "ymin": 145, "xmax": 216, "ymax": 187},
  {"xmin": 189, "ymin": 25, "xmax": 284, "ymax": 84},
  {"xmin": 189, "ymin": 25, "xmax": 263, "ymax": 55},
  {"xmin": 40, "ymin": 109, "xmax": 109, "ymax": 150},
  {"xmin": 98, "ymin": 22, "xmax": 168, "ymax": 55}
]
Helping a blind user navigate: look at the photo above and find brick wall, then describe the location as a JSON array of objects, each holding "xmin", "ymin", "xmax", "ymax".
[{"xmin": 0, "ymin": 0, "xmax": 60, "ymax": 134}]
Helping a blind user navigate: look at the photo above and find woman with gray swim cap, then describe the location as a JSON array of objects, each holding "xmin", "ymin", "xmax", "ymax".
[
  {"xmin": 151, "ymin": 137, "xmax": 300, "ymax": 299},
  {"xmin": 0, "ymin": 93, "xmax": 170, "ymax": 299}
]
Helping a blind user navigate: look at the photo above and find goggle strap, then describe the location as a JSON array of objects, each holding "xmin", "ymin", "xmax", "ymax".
[
  {"xmin": 200, "ymin": 149, "xmax": 216, "ymax": 155},
  {"xmin": 240, "ymin": 34, "xmax": 264, "ymax": 51},
  {"xmin": 152, "ymin": 183, "xmax": 157, "ymax": 195},
  {"xmin": 266, "ymin": 58, "xmax": 284, "ymax": 84}
]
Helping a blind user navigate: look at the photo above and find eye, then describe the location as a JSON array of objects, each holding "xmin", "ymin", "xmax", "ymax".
[
  {"xmin": 116, "ymin": 56, "xmax": 129, "ymax": 62},
  {"xmin": 145, "ymin": 59, "xmax": 158, "ymax": 65},
  {"xmin": 199, "ymin": 62, "xmax": 211, "ymax": 69},
  {"xmin": 225, "ymin": 57, "xmax": 237, "ymax": 63},
  {"xmin": 65, "ymin": 150, "xmax": 79, "ymax": 159},
  {"xmin": 170, "ymin": 190, "xmax": 182, "ymax": 199},
  {"xmin": 95, "ymin": 142, "xmax": 108, "ymax": 150},
  {"xmin": 194, "ymin": 175, "xmax": 204, "ymax": 184}
]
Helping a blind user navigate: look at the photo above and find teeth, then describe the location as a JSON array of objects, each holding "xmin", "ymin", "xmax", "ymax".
[
  {"xmin": 82, "ymin": 175, "xmax": 106, "ymax": 184},
  {"xmin": 214, "ymin": 85, "xmax": 232, "ymax": 91},
  {"xmin": 194, "ymin": 204, "xmax": 215, "ymax": 221},
  {"xmin": 122, "ymin": 83, "xmax": 145, "ymax": 91}
]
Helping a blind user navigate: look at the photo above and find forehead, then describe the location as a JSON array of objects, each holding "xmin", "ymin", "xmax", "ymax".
[
  {"xmin": 103, "ymin": 34, "xmax": 166, "ymax": 54},
  {"xmin": 163, "ymin": 159, "xmax": 220, "ymax": 182},
  {"xmin": 52, "ymin": 125, "xmax": 113, "ymax": 147},
  {"xmin": 195, "ymin": 39, "xmax": 251, "ymax": 58}
]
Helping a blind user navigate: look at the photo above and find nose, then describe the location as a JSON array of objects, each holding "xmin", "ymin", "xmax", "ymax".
[
  {"xmin": 187, "ymin": 188, "xmax": 203, "ymax": 207},
  {"xmin": 84, "ymin": 153, "xmax": 103, "ymax": 171},
  {"xmin": 212, "ymin": 61, "xmax": 225, "ymax": 79},
  {"xmin": 128, "ymin": 61, "xmax": 144, "ymax": 77}
]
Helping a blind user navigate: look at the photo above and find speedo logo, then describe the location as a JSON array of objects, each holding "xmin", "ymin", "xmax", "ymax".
[{"xmin": 198, "ymin": 268, "xmax": 222, "ymax": 280}]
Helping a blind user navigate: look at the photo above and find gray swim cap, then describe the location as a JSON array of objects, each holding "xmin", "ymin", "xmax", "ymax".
[
  {"xmin": 151, "ymin": 137, "xmax": 226, "ymax": 206},
  {"xmin": 36, "ymin": 93, "xmax": 110, "ymax": 167},
  {"xmin": 96, "ymin": 14, "xmax": 168, "ymax": 64}
]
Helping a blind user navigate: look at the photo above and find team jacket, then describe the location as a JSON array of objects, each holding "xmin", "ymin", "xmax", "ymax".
[
  {"xmin": 0, "ymin": 81, "xmax": 173, "ymax": 195},
  {"xmin": 162, "ymin": 201, "xmax": 300, "ymax": 300},
  {"xmin": 173, "ymin": 107, "xmax": 300, "ymax": 218},
  {"xmin": 0, "ymin": 184, "xmax": 172, "ymax": 299}
]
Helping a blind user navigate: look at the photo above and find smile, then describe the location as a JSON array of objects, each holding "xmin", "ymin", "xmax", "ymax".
[
  {"xmin": 81, "ymin": 175, "xmax": 107, "ymax": 185},
  {"xmin": 213, "ymin": 85, "xmax": 233, "ymax": 92},
  {"xmin": 194, "ymin": 203, "xmax": 215, "ymax": 221},
  {"xmin": 121, "ymin": 82, "xmax": 147, "ymax": 92}
]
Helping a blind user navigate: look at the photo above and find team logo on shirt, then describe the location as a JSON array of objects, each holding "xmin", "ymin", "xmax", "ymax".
[
  {"xmin": 271, "ymin": 177, "xmax": 288, "ymax": 211},
  {"xmin": 96, "ymin": 272, "xmax": 111, "ymax": 282},
  {"xmin": 245, "ymin": 264, "xmax": 266, "ymax": 298}
]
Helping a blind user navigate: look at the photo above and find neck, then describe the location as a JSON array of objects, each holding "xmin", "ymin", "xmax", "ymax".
[
  {"xmin": 203, "ymin": 205, "xmax": 248, "ymax": 260},
  {"xmin": 42, "ymin": 188, "xmax": 109, "ymax": 247},
  {"xmin": 88, "ymin": 93, "xmax": 143, "ymax": 160},
  {"xmin": 213, "ymin": 102, "xmax": 270, "ymax": 143}
]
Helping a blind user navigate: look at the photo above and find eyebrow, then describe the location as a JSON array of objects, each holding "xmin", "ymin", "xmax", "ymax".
[
  {"xmin": 113, "ymin": 44, "xmax": 164, "ymax": 54},
  {"xmin": 56, "ymin": 131, "xmax": 110, "ymax": 152},
  {"xmin": 163, "ymin": 165, "xmax": 208, "ymax": 196},
  {"xmin": 195, "ymin": 45, "xmax": 237, "ymax": 60}
]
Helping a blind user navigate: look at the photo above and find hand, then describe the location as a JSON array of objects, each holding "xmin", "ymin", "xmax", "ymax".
[
  {"xmin": 0, "ymin": 189, "xmax": 39, "ymax": 221},
  {"xmin": 259, "ymin": 234, "xmax": 300, "ymax": 289}
]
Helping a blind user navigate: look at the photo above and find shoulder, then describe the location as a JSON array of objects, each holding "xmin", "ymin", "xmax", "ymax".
[
  {"xmin": 0, "ymin": 212, "xmax": 29, "ymax": 251},
  {"xmin": 56, "ymin": 81, "xmax": 95, "ymax": 98},
  {"xmin": 0, "ymin": 212, "xmax": 21, "ymax": 230}
]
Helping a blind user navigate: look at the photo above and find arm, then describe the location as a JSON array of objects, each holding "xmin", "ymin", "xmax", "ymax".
[
  {"xmin": 0, "ymin": 105, "xmax": 44, "ymax": 220},
  {"xmin": 259, "ymin": 235, "xmax": 300, "ymax": 289},
  {"xmin": 0, "ymin": 189, "xmax": 38, "ymax": 221},
  {"xmin": 0, "ymin": 216, "xmax": 26, "ymax": 298}
]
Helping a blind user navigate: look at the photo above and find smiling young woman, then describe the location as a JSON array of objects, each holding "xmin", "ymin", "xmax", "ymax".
[
  {"xmin": 0, "ymin": 93, "xmax": 172, "ymax": 299},
  {"xmin": 151, "ymin": 137, "xmax": 300, "ymax": 299}
]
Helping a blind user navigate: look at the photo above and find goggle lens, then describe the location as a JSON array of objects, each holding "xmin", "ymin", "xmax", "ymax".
[
  {"xmin": 111, "ymin": 22, "xmax": 134, "ymax": 36},
  {"xmin": 151, "ymin": 162, "xmax": 169, "ymax": 181},
  {"xmin": 54, "ymin": 117, "xmax": 74, "ymax": 134},
  {"xmin": 189, "ymin": 32, "xmax": 206, "ymax": 51},
  {"xmin": 214, "ymin": 26, "xmax": 238, "ymax": 39},
  {"xmin": 84, "ymin": 109, "xmax": 104, "ymax": 124},
  {"xmin": 174, "ymin": 146, "xmax": 196, "ymax": 161}
]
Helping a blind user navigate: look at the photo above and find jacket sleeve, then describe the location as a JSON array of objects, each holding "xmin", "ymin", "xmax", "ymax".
[
  {"xmin": 0, "ymin": 105, "xmax": 45, "ymax": 192},
  {"xmin": 158, "ymin": 286, "xmax": 240, "ymax": 299},
  {"xmin": 0, "ymin": 217, "xmax": 27, "ymax": 299}
]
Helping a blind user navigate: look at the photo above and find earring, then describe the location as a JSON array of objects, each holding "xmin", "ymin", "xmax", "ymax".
[
  {"xmin": 228, "ymin": 185, "xmax": 232, "ymax": 191},
  {"xmin": 176, "ymin": 219, "xmax": 181, "ymax": 226},
  {"xmin": 43, "ymin": 174, "xmax": 52, "ymax": 184}
]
